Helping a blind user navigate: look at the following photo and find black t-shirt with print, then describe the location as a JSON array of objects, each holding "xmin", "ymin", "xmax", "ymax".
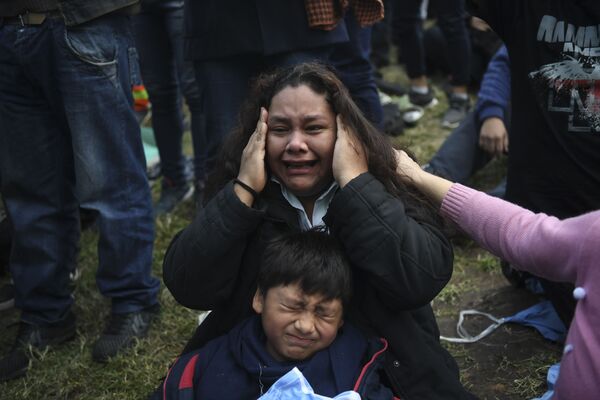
[{"xmin": 479, "ymin": 0, "xmax": 600, "ymax": 218}]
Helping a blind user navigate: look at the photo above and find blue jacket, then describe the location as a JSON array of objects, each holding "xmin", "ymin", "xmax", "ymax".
[
  {"xmin": 160, "ymin": 316, "xmax": 394, "ymax": 400},
  {"xmin": 474, "ymin": 45, "xmax": 510, "ymax": 124}
]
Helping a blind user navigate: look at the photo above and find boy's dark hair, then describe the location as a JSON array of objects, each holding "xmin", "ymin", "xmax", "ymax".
[{"xmin": 257, "ymin": 229, "xmax": 352, "ymax": 305}]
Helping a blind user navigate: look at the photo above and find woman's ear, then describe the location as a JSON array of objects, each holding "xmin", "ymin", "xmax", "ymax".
[{"xmin": 252, "ymin": 288, "xmax": 264, "ymax": 314}]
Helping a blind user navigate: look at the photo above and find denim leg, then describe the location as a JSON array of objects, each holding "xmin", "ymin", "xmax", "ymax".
[
  {"xmin": 427, "ymin": 111, "xmax": 491, "ymax": 183},
  {"xmin": 134, "ymin": 11, "xmax": 187, "ymax": 187},
  {"xmin": 194, "ymin": 58, "xmax": 259, "ymax": 176},
  {"xmin": 329, "ymin": 11, "xmax": 383, "ymax": 129},
  {"xmin": 162, "ymin": 8, "xmax": 206, "ymax": 181},
  {"xmin": 435, "ymin": 0, "xmax": 471, "ymax": 86},
  {"xmin": 0, "ymin": 23, "xmax": 79, "ymax": 325},
  {"xmin": 392, "ymin": 0, "xmax": 426, "ymax": 79},
  {"xmin": 57, "ymin": 15, "xmax": 159, "ymax": 314}
]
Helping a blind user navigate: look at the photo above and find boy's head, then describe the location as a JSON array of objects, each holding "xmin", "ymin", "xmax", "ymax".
[{"xmin": 252, "ymin": 229, "xmax": 352, "ymax": 362}]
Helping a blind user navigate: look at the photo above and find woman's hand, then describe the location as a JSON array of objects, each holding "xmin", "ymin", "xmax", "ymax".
[
  {"xmin": 236, "ymin": 107, "xmax": 268, "ymax": 206},
  {"xmin": 394, "ymin": 149, "xmax": 452, "ymax": 206},
  {"xmin": 332, "ymin": 115, "xmax": 368, "ymax": 187}
]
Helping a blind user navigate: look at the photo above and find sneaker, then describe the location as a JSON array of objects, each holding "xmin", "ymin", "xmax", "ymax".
[
  {"xmin": 0, "ymin": 282, "xmax": 14, "ymax": 311},
  {"xmin": 441, "ymin": 94, "xmax": 470, "ymax": 129},
  {"xmin": 155, "ymin": 181, "xmax": 194, "ymax": 216},
  {"xmin": 0, "ymin": 313, "xmax": 76, "ymax": 382},
  {"xmin": 408, "ymin": 87, "xmax": 438, "ymax": 108},
  {"xmin": 92, "ymin": 303, "xmax": 160, "ymax": 363}
]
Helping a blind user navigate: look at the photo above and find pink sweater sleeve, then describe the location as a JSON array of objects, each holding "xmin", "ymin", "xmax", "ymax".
[{"xmin": 439, "ymin": 184, "xmax": 600, "ymax": 285}]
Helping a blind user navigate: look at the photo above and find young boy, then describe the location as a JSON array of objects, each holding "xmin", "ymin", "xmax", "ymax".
[{"xmin": 160, "ymin": 230, "xmax": 393, "ymax": 399}]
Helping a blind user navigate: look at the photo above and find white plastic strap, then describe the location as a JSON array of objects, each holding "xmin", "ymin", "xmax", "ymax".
[{"xmin": 440, "ymin": 309, "xmax": 506, "ymax": 343}]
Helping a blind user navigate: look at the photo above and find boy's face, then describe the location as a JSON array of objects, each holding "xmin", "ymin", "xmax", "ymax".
[{"xmin": 252, "ymin": 283, "xmax": 344, "ymax": 362}]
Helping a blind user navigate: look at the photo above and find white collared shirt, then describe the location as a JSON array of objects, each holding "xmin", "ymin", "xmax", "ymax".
[{"xmin": 272, "ymin": 178, "xmax": 339, "ymax": 231}]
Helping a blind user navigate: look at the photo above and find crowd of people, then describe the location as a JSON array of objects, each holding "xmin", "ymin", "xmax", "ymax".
[{"xmin": 0, "ymin": 0, "xmax": 599, "ymax": 399}]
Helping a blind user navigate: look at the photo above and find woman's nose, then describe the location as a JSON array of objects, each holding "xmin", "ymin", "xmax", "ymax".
[{"xmin": 285, "ymin": 130, "xmax": 308, "ymax": 153}]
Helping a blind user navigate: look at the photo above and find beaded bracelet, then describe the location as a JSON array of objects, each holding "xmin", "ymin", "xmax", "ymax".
[{"xmin": 233, "ymin": 178, "xmax": 258, "ymax": 201}]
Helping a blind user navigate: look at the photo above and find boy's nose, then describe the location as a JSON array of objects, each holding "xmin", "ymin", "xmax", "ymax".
[{"xmin": 294, "ymin": 313, "xmax": 316, "ymax": 335}]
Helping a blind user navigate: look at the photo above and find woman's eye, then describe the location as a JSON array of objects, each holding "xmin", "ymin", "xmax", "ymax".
[
  {"xmin": 306, "ymin": 125, "xmax": 323, "ymax": 132},
  {"xmin": 269, "ymin": 127, "xmax": 288, "ymax": 134}
]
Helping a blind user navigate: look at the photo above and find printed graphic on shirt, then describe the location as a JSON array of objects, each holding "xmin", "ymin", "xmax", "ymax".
[{"xmin": 529, "ymin": 15, "xmax": 600, "ymax": 133}]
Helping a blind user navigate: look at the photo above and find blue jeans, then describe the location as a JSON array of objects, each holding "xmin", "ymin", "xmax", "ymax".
[
  {"xmin": 427, "ymin": 111, "xmax": 506, "ymax": 198},
  {"xmin": 0, "ymin": 14, "xmax": 159, "ymax": 325},
  {"xmin": 330, "ymin": 11, "xmax": 383, "ymax": 130},
  {"xmin": 134, "ymin": 6, "xmax": 205, "ymax": 185}
]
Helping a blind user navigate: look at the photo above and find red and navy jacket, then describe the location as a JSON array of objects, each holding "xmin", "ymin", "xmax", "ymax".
[{"xmin": 160, "ymin": 316, "xmax": 397, "ymax": 400}]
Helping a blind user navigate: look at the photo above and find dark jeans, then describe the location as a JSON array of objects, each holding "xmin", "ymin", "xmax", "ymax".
[
  {"xmin": 0, "ymin": 15, "xmax": 159, "ymax": 325},
  {"xmin": 393, "ymin": 0, "xmax": 471, "ymax": 86},
  {"xmin": 134, "ymin": 6, "xmax": 205, "ymax": 185},
  {"xmin": 427, "ymin": 111, "xmax": 506, "ymax": 197},
  {"xmin": 330, "ymin": 11, "xmax": 383, "ymax": 129},
  {"xmin": 194, "ymin": 48, "xmax": 332, "ymax": 176}
]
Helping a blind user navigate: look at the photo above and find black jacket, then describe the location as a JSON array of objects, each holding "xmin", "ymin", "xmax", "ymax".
[
  {"xmin": 183, "ymin": 0, "xmax": 348, "ymax": 60},
  {"xmin": 161, "ymin": 316, "xmax": 394, "ymax": 399},
  {"xmin": 163, "ymin": 173, "xmax": 474, "ymax": 399}
]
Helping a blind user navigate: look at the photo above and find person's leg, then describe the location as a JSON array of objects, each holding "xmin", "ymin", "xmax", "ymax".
[
  {"xmin": 330, "ymin": 11, "xmax": 384, "ymax": 130},
  {"xmin": 163, "ymin": 7, "xmax": 206, "ymax": 188},
  {"xmin": 133, "ymin": 10, "xmax": 193, "ymax": 214},
  {"xmin": 194, "ymin": 58, "xmax": 258, "ymax": 177},
  {"xmin": 392, "ymin": 0, "xmax": 437, "ymax": 107},
  {"xmin": 57, "ymin": 15, "xmax": 160, "ymax": 319},
  {"xmin": 425, "ymin": 111, "xmax": 491, "ymax": 183},
  {"xmin": 0, "ymin": 20, "xmax": 78, "ymax": 381},
  {"xmin": 435, "ymin": 0, "xmax": 471, "ymax": 128}
]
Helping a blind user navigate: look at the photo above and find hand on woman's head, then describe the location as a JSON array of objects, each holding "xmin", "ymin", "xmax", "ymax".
[
  {"xmin": 332, "ymin": 115, "xmax": 368, "ymax": 187},
  {"xmin": 394, "ymin": 149, "xmax": 423, "ymax": 182},
  {"xmin": 236, "ymin": 107, "xmax": 269, "ymax": 199}
]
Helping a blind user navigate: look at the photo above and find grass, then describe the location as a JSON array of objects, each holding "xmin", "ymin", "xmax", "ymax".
[{"xmin": 0, "ymin": 66, "xmax": 560, "ymax": 399}]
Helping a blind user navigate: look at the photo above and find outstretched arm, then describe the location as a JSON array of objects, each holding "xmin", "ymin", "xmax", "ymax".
[{"xmin": 395, "ymin": 149, "xmax": 600, "ymax": 284}]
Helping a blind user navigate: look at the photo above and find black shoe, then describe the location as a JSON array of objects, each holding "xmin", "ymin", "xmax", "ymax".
[
  {"xmin": 0, "ymin": 282, "xmax": 14, "ymax": 311},
  {"xmin": 155, "ymin": 181, "xmax": 194, "ymax": 216},
  {"xmin": 441, "ymin": 94, "xmax": 470, "ymax": 129},
  {"xmin": 375, "ymin": 77, "xmax": 407, "ymax": 97},
  {"xmin": 0, "ymin": 313, "xmax": 76, "ymax": 382},
  {"xmin": 408, "ymin": 87, "xmax": 438, "ymax": 108},
  {"xmin": 92, "ymin": 303, "xmax": 160, "ymax": 363}
]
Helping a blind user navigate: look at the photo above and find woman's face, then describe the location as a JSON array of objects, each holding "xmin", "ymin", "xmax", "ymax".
[{"xmin": 266, "ymin": 84, "xmax": 336, "ymax": 198}]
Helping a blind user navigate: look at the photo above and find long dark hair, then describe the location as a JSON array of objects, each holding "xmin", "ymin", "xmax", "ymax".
[{"xmin": 204, "ymin": 62, "xmax": 439, "ymax": 225}]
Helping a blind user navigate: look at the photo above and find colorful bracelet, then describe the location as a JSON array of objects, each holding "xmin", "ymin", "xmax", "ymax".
[{"xmin": 233, "ymin": 178, "xmax": 258, "ymax": 201}]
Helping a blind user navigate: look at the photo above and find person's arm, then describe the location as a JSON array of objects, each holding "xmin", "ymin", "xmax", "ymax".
[
  {"xmin": 476, "ymin": 45, "xmax": 510, "ymax": 156},
  {"xmin": 395, "ymin": 150, "xmax": 600, "ymax": 284},
  {"xmin": 163, "ymin": 183, "xmax": 264, "ymax": 309},
  {"xmin": 325, "ymin": 172, "xmax": 453, "ymax": 310},
  {"xmin": 163, "ymin": 109, "xmax": 269, "ymax": 309}
]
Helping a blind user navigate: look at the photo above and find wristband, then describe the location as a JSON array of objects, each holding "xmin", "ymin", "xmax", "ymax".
[{"xmin": 233, "ymin": 178, "xmax": 258, "ymax": 201}]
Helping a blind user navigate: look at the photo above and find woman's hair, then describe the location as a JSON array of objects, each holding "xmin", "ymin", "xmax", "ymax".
[
  {"xmin": 258, "ymin": 228, "xmax": 352, "ymax": 305},
  {"xmin": 204, "ymin": 62, "xmax": 439, "ymax": 224}
]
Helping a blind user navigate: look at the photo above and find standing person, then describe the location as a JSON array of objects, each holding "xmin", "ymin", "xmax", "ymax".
[
  {"xmin": 396, "ymin": 149, "xmax": 600, "ymax": 399},
  {"xmin": 476, "ymin": 1, "xmax": 600, "ymax": 327},
  {"xmin": 183, "ymin": 0, "xmax": 385, "ymax": 180},
  {"xmin": 0, "ymin": 1, "xmax": 161, "ymax": 381},
  {"xmin": 393, "ymin": 0, "xmax": 472, "ymax": 129},
  {"xmin": 134, "ymin": 0, "xmax": 205, "ymax": 214},
  {"xmin": 162, "ymin": 63, "xmax": 475, "ymax": 399}
]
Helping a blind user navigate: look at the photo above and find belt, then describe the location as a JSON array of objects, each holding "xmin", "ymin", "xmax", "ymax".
[{"xmin": 1, "ymin": 11, "xmax": 61, "ymax": 26}]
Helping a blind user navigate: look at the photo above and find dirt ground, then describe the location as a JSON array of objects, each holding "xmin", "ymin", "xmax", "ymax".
[{"xmin": 434, "ymin": 243, "xmax": 562, "ymax": 399}]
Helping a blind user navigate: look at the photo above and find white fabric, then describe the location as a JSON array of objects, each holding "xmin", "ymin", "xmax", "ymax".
[
  {"xmin": 273, "ymin": 179, "xmax": 338, "ymax": 231},
  {"xmin": 258, "ymin": 367, "xmax": 361, "ymax": 400}
]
